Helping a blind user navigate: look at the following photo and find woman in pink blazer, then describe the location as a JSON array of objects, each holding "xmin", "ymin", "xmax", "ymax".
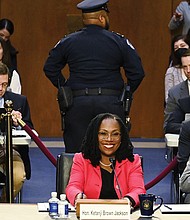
[{"xmin": 66, "ymin": 113, "xmax": 146, "ymax": 207}]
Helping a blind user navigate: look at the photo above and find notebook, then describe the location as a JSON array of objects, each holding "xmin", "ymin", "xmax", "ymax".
[{"xmin": 160, "ymin": 204, "xmax": 190, "ymax": 214}]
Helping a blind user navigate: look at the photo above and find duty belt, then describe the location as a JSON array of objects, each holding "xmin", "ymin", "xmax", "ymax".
[{"xmin": 73, "ymin": 88, "xmax": 121, "ymax": 96}]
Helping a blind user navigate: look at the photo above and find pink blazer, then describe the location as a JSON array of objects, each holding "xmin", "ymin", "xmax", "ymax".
[{"xmin": 66, "ymin": 153, "xmax": 146, "ymax": 206}]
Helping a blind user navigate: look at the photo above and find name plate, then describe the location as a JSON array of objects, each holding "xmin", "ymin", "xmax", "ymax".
[{"xmin": 76, "ymin": 199, "xmax": 130, "ymax": 220}]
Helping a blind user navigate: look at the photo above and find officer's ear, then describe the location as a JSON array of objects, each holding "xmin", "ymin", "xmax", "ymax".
[
  {"xmin": 98, "ymin": 14, "xmax": 104, "ymax": 23},
  {"xmin": 99, "ymin": 10, "xmax": 108, "ymax": 25},
  {"xmin": 98, "ymin": 14, "xmax": 107, "ymax": 28}
]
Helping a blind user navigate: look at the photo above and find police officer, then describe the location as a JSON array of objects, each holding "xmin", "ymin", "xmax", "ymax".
[{"xmin": 43, "ymin": 0, "xmax": 145, "ymax": 153}]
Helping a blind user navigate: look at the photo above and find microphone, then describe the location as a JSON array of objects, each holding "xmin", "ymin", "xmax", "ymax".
[{"xmin": 109, "ymin": 157, "xmax": 123, "ymax": 199}]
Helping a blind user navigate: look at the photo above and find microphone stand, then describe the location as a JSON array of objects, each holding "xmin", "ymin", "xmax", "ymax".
[{"xmin": 109, "ymin": 158, "xmax": 123, "ymax": 199}]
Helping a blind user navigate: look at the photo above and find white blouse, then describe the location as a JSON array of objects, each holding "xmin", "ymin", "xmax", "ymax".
[{"xmin": 8, "ymin": 70, "xmax": 22, "ymax": 94}]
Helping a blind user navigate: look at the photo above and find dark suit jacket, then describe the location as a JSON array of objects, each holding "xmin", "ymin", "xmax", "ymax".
[
  {"xmin": 1, "ymin": 91, "xmax": 34, "ymax": 179},
  {"xmin": 164, "ymin": 80, "xmax": 189, "ymax": 132},
  {"xmin": 4, "ymin": 91, "xmax": 33, "ymax": 129},
  {"xmin": 165, "ymin": 96, "xmax": 190, "ymax": 134},
  {"xmin": 177, "ymin": 120, "xmax": 190, "ymax": 174}
]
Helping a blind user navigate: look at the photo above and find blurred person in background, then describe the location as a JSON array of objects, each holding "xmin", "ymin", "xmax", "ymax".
[
  {"xmin": 168, "ymin": 0, "xmax": 190, "ymax": 35},
  {"xmin": 0, "ymin": 18, "xmax": 18, "ymax": 71},
  {"xmin": 0, "ymin": 37, "xmax": 21, "ymax": 94},
  {"xmin": 165, "ymin": 32, "xmax": 190, "ymax": 102}
]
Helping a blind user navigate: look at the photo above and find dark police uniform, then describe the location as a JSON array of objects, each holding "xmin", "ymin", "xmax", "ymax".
[{"xmin": 43, "ymin": 0, "xmax": 145, "ymax": 152}]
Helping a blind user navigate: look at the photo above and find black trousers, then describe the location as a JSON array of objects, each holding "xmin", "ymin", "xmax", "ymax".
[
  {"xmin": 14, "ymin": 145, "xmax": 31, "ymax": 180},
  {"xmin": 64, "ymin": 95, "xmax": 126, "ymax": 153}
]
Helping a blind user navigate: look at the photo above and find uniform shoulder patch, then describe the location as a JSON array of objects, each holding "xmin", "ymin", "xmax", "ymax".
[
  {"xmin": 126, "ymin": 39, "xmax": 135, "ymax": 50},
  {"xmin": 54, "ymin": 40, "xmax": 61, "ymax": 48},
  {"xmin": 112, "ymin": 31, "xmax": 124, "ymax": 38},
  {"xmin": 64, "ymin": 28, "xmax": 83, "ymax": 38}
]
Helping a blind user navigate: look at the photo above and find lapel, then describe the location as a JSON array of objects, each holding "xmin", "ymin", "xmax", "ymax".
[
  {"xmin": 180, "ymin": 80, "xmax": 189, "ymax": 97},
  {"xmin": 179, "ymin": 96, "xmax": 190, "ymax": 112},
  {"xmin": 3, "ymin": 91, "xmax": 12, "ymax": 102},
  {"xmin": 3, "ymin": 92, "xmax": 20, "ymax": 110},
  {"xmin": 3, "ymin": 92, "xmax": 14, "ymax": 109},
  {"xmin": 115, "ymin": 159, "xmax": 126, "ymax": 176},
  {"xmin": 3, "ymin": 92, "xmax": 9, "ymax": 108}
]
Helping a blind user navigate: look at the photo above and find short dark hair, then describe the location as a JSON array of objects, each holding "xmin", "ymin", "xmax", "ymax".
[
  {"xmin": 0, "ymin": 62, "xmax": 10, "ymax": 78},
  {"xmin": 81, "ymin": 113, "xmax": 134, "ymax": 167},
  {"xmin": 0, "ymin": 18, "xmax": 14, "ymax": 35},
  {"xmin": 171, "ymin": 34, "xmax": 190, "ymax": 66}
]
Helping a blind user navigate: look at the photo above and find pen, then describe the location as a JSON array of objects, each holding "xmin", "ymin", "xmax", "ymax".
[
  {"xmin": 81, "ymin": 192, "xmax": 84, "ymax": 199},
  {"xmin": 164, "ymin": 204, "xmax": 172, "ymax": 210},
  {"xmin": 130, "ymin": 207, "xmax": 134, "ymax": 214}
]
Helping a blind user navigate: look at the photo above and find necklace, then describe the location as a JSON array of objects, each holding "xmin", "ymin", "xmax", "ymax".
[{"xmin": 99, "ymin": 161, "xmax": 112, "ymax": 167}]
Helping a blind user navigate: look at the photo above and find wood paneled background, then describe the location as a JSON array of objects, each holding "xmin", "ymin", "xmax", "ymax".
[{"xmin": 0, "ymin": 0, "xmax": 182, "ymax": 138}]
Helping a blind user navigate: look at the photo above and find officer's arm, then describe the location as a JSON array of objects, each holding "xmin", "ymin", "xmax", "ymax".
[
  {"xmin": 43, "ymin": 41, "xmax": 66, "ymax": 88},
  {"xmin": 122, "ymin": 40, "xmax": 145, "ymax": 93}
]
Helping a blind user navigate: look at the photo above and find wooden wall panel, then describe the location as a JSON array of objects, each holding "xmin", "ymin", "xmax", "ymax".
[
  {"xmin": 173, "ymin": 0, "xmax": 184, "ymax": 9},
  {"xmin": 109, "ymin": 0, "xmax": 172, "ymax": 138},
  {"xmin": 0, "ymin": 0, "xmax": 175, "ymax": 138},
  {"xmin": 0, "ymin": 0, "xmax": 80, "ymax": 137}
]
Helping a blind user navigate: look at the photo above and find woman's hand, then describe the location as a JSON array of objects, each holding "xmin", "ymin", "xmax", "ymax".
[
  {"xmin": 123, "ymin": 197, "xmax": 132, "ymax": 206},
  {"xmin": 74, "ymin": 192, "xmax": 87, "ymax": 207}
]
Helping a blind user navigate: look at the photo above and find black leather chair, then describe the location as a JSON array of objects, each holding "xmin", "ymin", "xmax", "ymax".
[
  {"xmin": 56, "ymin": 152, "xmax": 74, "ymax": 199},
  {"xmin": 14, "ymin": 145, "xmax": 31, "ymax": 180}
]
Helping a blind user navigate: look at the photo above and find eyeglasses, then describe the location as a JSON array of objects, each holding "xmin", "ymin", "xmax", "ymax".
[
  {"xmin": 98, "ymin": 131, "xmax": 121, "ymax": 141},
  {"xmin": 0, "ymin": 82, "xmax": 8, "ymax": 88}
]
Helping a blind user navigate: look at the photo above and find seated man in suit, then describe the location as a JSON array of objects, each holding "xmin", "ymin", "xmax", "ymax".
[
  {"xmin": 165, "ymin": 49, "xmax": 190, "ymax": 173},
  {"xmin": 180, "ymin": 155, "xmax": 190, "ymax": 203},
  {"xmin": 165, "ymin": 49, "xmax": 190, "ymax": 134},
  {"xmin": 178, "ymin": 120, "xmax": 190, "ymax": 175},
  {"xmin": 165, "ymin": 96, "xmax": 190, "ymax": 134},
  {"xmin": 0, "ymin": 62, "xmax": 33, "ymax": 201},
  {"xmin": 167, "ymin": 96, "xmax": 190, "ymax": 174},
  {"xmin": 164, "ymin": 48, "xmax": 190, "ymax": 133}
]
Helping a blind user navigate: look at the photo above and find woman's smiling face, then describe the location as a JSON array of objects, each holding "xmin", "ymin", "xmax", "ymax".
[{"xmin": 98, "ymin": 118, "xmax": 121, "ymax": 157}]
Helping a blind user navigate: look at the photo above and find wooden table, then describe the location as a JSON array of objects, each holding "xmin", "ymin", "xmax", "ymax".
[{"xmin": 0, "ymin": 204, "xmax": 190, "ymax": 220}]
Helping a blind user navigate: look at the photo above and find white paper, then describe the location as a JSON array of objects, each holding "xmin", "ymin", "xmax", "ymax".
[{"xmin": 160, "ymin": 204, "xmax": 190, "ymax": 214}]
